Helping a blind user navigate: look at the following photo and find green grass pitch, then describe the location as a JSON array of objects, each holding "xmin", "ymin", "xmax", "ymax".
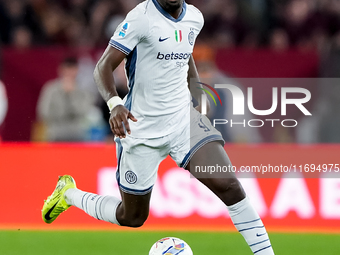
[{"xmin": 0, "ymin": 230, "xmax": 339, "ymax": 255}]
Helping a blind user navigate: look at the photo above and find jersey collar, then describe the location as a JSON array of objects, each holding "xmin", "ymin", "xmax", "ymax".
[{"xmin": 152, "ymin": 0, "xmax": 187, "ymax": 23}]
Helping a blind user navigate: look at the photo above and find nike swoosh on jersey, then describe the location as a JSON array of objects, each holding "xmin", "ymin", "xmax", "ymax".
[
  {"xmin": 159, "ymin": 37, "xmax": 170, "ymax": 42},
  {"xmin": 256, "ymin": 232, "xmax": 267, "ymax": 237},
  {"xmin": 45, "ymin": 202, "xmax": 59, "ymax": 221}
]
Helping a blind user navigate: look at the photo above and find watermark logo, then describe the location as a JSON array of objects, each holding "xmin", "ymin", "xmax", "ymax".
[
  {"xmin": 197, "ymin": 82, "xmax": 222, "ymax": 115},
  {"xmin": 199, "ymin": 83, "xmax": 312, "ymax": 128}
]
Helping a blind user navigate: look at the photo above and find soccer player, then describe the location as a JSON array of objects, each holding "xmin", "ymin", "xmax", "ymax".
[{"xmin": 42, "ymin": 1, "xmax": 274, "ymax": 254}]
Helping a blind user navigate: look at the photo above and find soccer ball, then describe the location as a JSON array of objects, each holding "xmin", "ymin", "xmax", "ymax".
[{"xmin": 149, "ymin": 237, "xmax": 193, "ymax": 255}]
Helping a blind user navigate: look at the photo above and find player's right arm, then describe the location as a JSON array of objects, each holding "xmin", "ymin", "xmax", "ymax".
[
  {"xmin": 95, "ymin": 4, "xmax": 148, "ymax": 138},
  {"xmin": 94, "ymin": 46, "xmax": 137, "ymax": 139}
]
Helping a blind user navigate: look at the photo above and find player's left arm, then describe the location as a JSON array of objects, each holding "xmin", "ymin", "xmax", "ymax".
[{"xmin": 187, "ymin": 55, "xmax": 210, "ymax": 113}]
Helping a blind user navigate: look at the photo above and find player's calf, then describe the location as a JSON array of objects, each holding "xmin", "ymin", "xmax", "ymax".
[
  {"xmin": 116, "ymin": 207, "xmax": 149, "ymax": 228},
  {"xmin": 115, "ymin": 191, "xmax": 152, "ymax": 228}
]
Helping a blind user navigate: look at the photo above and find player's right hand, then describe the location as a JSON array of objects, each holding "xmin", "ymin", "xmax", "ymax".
[{"xmin": 109, "ymin": 105, "xmax": 137, "ymax": 139}]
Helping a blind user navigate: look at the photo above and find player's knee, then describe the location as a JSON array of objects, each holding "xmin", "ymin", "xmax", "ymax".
[
  {"xmin": 118, "ymin": 212, "xmax": 148, "ymax": 228},
  {"xmin": 129, "ymin": 217, "xmax": 147, "ymax": 228},
  {"xmin": 124, "ymin": 215, "xmax": 148, "ymax": 228},
  {"xmin": 226, "ymin": 178, "xmax": 244, "ymax": 194},
  {"xmin": 212, "ymin": 178, "xmax": 245, "ymax": 205},
  {"xmin": 212, "ymin": 177, "xmax": 241, "ymax": 193}
]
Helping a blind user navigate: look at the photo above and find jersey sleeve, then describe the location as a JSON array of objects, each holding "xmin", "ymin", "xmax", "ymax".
[
  {"xmin": 194, "ymin": 6, "xmax": 204, "ymax": 33},
  {"xmin": 109, "ymin": 6, "xmax": 149, "ymax": 55}
]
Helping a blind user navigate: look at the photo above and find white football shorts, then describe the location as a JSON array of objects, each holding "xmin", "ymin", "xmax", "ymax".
[{"xmin": 115, "ymin": 107, "xmax": 224, "ymax": 195}]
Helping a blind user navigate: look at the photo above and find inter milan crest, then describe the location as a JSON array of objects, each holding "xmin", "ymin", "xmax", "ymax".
[
  {"xmin": 125, "ymin": 170, "xmax": 137, "ymax": 184},
  {"xmin": 188, "ymin": 31, "xmax": 195, "ymax": 45}
]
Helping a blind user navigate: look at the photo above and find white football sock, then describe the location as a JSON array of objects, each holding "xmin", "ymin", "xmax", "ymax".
[
  {"xmin": 227, "ymin": 197, "xmax": 274, "ymax": 254},
  {"xmin": 64, "ymin": 188, "xmax": 121, "ymax": 225}
]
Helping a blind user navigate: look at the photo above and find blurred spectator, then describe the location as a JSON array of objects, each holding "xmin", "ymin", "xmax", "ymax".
[
  {"xmin": 269, "ymin": 28, "xmax": 290, "ymax": 51},
  {"xmin": 40, "ymin": 3, "xmax": 68, "ymax": 45},
  {"xmin": 283, "ymin": 0, "xmax": 313, "ymax": 47},
  {"xmin": 0, "ymin": 80, "xmax": 8, "ymax": 141},
  {"xmin": 0, "ymin": 80, "xmax": 8, "ymax": 127},
  {"xmin": 201, "ymin": 0, "xmax": 255, "ymax": 47},
  {"xmin": 12, "ymin": 26, "xmax": 33, "ymax": 49},
  {"xmin": 316, "ymin": 7, "xmax": 340, "ymax": 143},
  {"xmin": 305, "ymin": 33, "xmax": 340, "ymax": 143},
  {"xmin": 0, "ymin": 0, "xmax": 45, "ymax": 45},
  {"xmin": 36, "ymin": 57, "xmax": 99, "ymax": 142},
  {"xmin": 269, "ymin": 0, "xmax": 340, "ymax": 50},
  {"xmin": 316, "ymin": 85, "xmax": 340, "ymax": 143},
  {"xmin": 0, "ymin": 0, "xmax": 339, "ymax": 49},
  {"xmin": 296, "ymin": 33, "xmax": 340, "ymax": 144}
]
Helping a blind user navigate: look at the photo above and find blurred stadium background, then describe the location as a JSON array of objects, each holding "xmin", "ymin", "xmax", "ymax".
[{"xmin": 1, "ymin": 0, "xmax": 340, "ymax": 254}]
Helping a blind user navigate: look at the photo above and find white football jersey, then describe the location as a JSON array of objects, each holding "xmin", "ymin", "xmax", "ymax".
[{"xmin": 110, "ymin": 0, "xmax": 204, "ymax": 138}]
